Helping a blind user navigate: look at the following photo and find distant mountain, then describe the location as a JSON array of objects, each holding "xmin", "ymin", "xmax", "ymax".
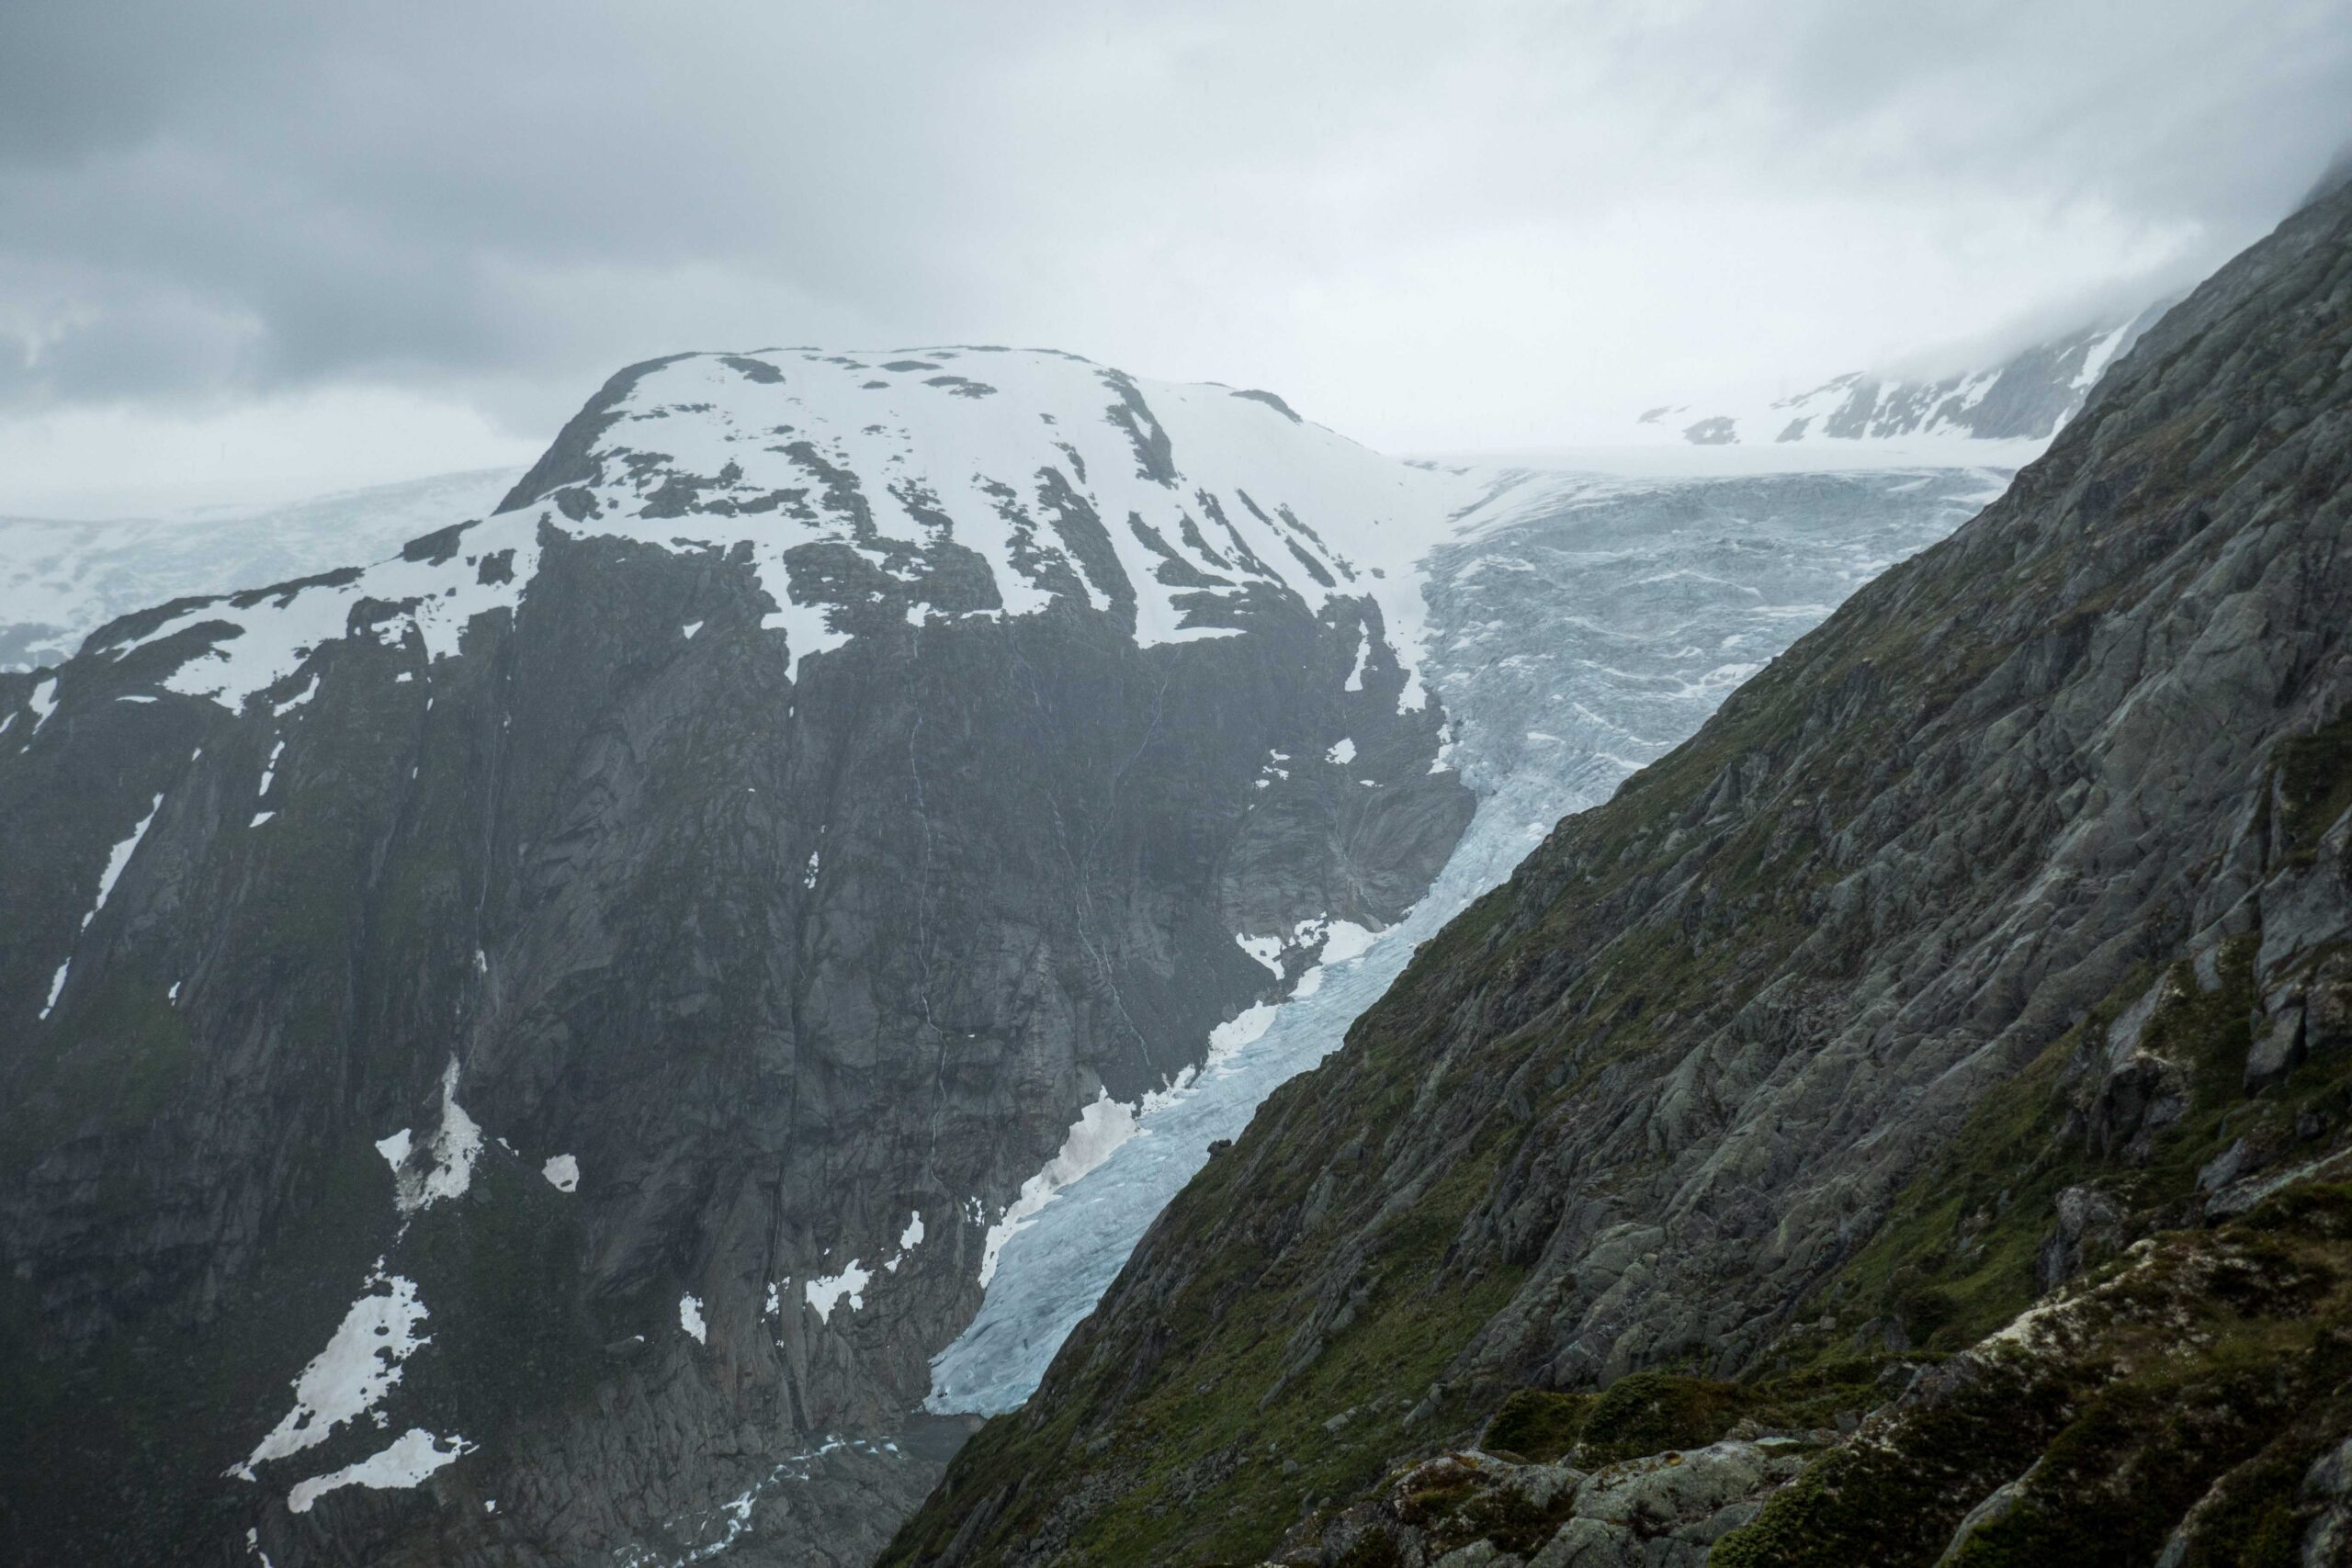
[
  {"xmin": 1635, "ymin": 299, "xmax": 2173, "ymax": 449},
  {"xmin": 0, "ymin": 469, "xmax": 523, "ymax": 671}
]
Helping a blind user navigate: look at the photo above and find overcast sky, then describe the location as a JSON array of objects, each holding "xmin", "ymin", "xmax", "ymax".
[{"xmin": 2, "ymin": 0, "xmax": 2347, "ymax": 515}]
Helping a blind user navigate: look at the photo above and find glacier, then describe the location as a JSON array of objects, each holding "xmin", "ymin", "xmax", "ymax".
[
  {"xmin": 925, "ymin": 463, "xmax": 2009, "ymax": 1416},
  {"xmin": 0, "ymin": 468, "xmax": 520, "ymax": 671}
]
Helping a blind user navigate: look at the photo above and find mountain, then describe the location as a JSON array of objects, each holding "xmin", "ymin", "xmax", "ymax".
[
  {"xmin": 0, "ymin": 338, "xmax": 2028, "ymax": 1563},
  {"xmin": 1634, "ymin": 300, "xmax": 2172, "ymax": 451},
  {"xmin": 0, "ymin": 348, "xmax": 1488, "ymax": 1566},
  {"xmin": 920, "ymin": 464, "xmax": 2002, "ymax": 1424},
  {"xmin": 883, "ymin": 164, "xmax": 2352, "ymax": 1564},
  {"xmin": 0, "ymin": 468, "xmax": 523, "ymax": 671}
]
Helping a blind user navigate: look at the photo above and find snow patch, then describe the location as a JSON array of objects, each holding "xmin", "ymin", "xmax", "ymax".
[
  {"xmin": 39, "ymin": 959, "xmax": 68, "ymax": 1020},
  {"xmin": 542, "ymin": 1153, "xmax": 579, "ymax": 1193},
  {"xmin": 805, "ymin": 1261, "xmax": 872, "ymax": 1323},
  {"xmin": 681, "ymin": 620, "xmax": 705, "ymax": 639},
  {"xmin": 1206, "ymin": 1002, "xmax": 1279, "ymax": 1066},
  {"xmin": 388, "ymin": 1060, "xmax": 482, "ymax": 1216},
  {"xmin": 976, "ymin": 1090, "xmax": 1141, "ymax": 1288},
  {"xmin": 1326, "ymin": 737, "xmax": 1355, "ymax": 765},
  {"xmin": 679, "ymin": 1293, "xmax": 707, "ymax": 1344},
  {"xmin": 286, "ymin": 1427, "xmax": 474, "ymax": 1514},
  {"xmin": 230, "ymin": 1265, "xmax": 430, "ymax": 1480},
  {"xmin": 80, "ymin": 792, "xmax": 164, "ymax": 930},
  {"xmin": 883, "ymin": 1208, "xmax": 927, "ymax": 1274}
]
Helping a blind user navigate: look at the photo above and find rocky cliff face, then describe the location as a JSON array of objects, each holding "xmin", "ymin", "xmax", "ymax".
[
  {"xmin": 884, "ymin": 180, "xmax": 2352, "ymax": 1563},
  {"xmin": 0, "ymin": 351, "xmax": 1476, "ymax": 1564}
]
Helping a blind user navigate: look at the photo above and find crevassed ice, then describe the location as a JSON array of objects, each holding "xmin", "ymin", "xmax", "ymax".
[{"xmin": 925, "ymin": 465, "xmax": 2006, "ymax": 1416}]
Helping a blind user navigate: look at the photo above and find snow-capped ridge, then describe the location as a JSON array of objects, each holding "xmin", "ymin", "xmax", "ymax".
[
  {"xmin": 1634, "ymin": 299, "xmax": 2173, "ymax": 451},
  {"xmin": 85, "ymin": 347, "xmax": 1482, "ymax": 710}
]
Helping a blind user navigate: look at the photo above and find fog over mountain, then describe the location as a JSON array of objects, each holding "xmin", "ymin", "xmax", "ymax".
[{"xmin": 2, "ymin": 2, "xmax": 2347, "ymax": 512}]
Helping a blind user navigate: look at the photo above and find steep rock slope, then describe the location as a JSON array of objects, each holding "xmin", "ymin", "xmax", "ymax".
[
  {"xmin": 885, "ymin": 180, "xmax": 2352, "ymax": 1563},
  {"xmin": 0, "ymin": 352, "xmax": 1474, "ymax": 1564}
]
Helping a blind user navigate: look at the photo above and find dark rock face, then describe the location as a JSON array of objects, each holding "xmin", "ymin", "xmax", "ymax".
[
  {"xmin": 885, "ymin": 176, "xmax": 2352, "ymax": 1563},
  {"xmin": 0, "ymin": 355, "xmax": 1471, "ymax": 1564}
]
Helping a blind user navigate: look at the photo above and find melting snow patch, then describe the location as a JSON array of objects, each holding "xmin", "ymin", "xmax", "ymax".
[
  {"xmin": 805, "ymin": 1261, "xmax": 872, "ymax": 1323},
  {"xmin": 679, "ymin": 1293, "xmax": 707, "ymax": 1344},
  {"xmin": 389, "ymin": 1060, "xmax": 482, "ymax": 1215},
  {"xmin": 1236, "ymin": 932, "xmax": 1283, "ymax": 972},
  {"xmin": 803, "ymin": 851, "xmax": 820, "ymax": 889},
  {"xmin": 28, "ymin": 675, "xmax": 57, "ymax": 733},
  {"xmin": 230, "ymin": 1265, "xmax": 430, "ymax": 1480},
  {"xmin": 1206, "ymin": 1002, "xmax": 1280, "ymax": 1066},
  {"xmin": 82, "ymin": 793, "xmax": 164, "ymax": 929},
  {"xmin": 39, "ymin": 960, "xmax": 69, "ymax": 1021},
  {"xmin": 1326, "ymin": 737, "xmax": 1355, "ymax": 765},
  {"xmin": 542, "ymin": 1153, "xmax": 579, "ymax": 1192},
  {"xmin": 884, "ymin": 1209, "xmax": 927, "ymax": 1273},
  {"xmin": 977, "ymin": 1091, "xmax": 1140, "ymax": 1287},
  {"xmin": 272, "ymin": 674, "xmax": 320, "ymax": 717},
  {"xmin": 257, "ymin": 739, "xmax": 286, "ymax": 796},
  {"xmin": 286, "ymin": 1427, "xmax": 474, "ymax": 1514}
]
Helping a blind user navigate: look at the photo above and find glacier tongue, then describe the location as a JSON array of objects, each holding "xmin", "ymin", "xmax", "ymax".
[{"xmin": 924, "ymin": 464, "xmax": 2005, "ymax": 1416}]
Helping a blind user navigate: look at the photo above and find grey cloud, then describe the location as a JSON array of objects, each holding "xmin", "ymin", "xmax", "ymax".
[{"xmin": 1, "ymin": 0, "xmax": 2347, "ymax": 434}]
